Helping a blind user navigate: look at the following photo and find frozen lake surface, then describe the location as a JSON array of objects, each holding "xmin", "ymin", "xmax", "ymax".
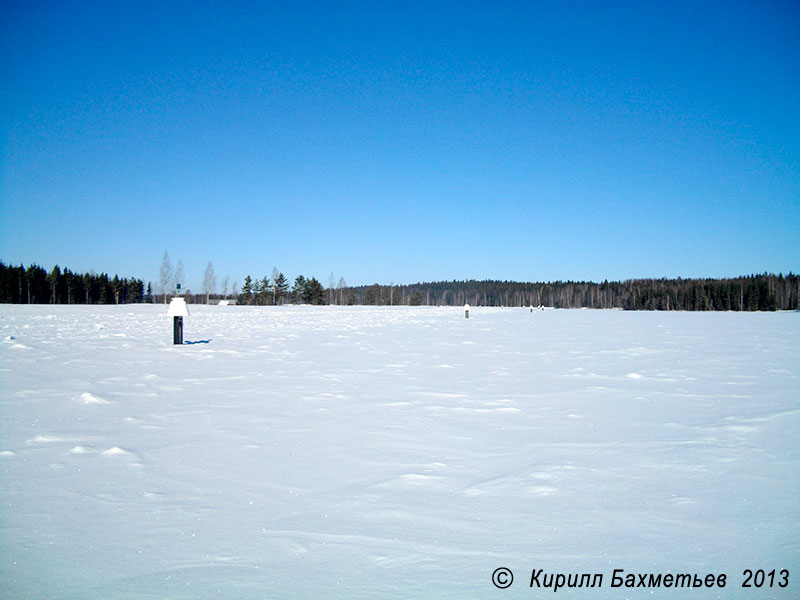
[{"xmin": 1, "ymin": 305, "xmax": 798, "ymax": 599}]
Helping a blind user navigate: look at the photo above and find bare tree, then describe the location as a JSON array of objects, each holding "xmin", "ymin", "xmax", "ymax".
[
  {"xmin": 159, "ymin": 251, "xmax": 174, "ymax": 303},
  {"xmin": 329, "ymin": 272, "xmax": 335, "ymax": 305},
  {"xmin": 272, "ymin": 267, "xmax": 279, "ymax": 305},
  {"xmin": 203, "ymin": 262, "xmax": 217, "ymax": 304},
  {"xmin": 222, "ymin": 275, "xmax": 229, "ymax": 299},
  {"xmin": 175, "ymin": 261, "xmax": 185, "ymax": 296},
  {"xmin": 337, "ymin": 277, "xmax": 346, "ymax": 305}
]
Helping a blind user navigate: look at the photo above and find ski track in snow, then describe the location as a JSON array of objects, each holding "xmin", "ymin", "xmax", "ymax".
[{"xmin": 0, "ymin": 304, "xmax": 798, "ymax": 599}]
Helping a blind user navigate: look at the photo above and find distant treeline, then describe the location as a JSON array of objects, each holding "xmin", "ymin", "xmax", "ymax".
[
  {"xmin": 0, "ymin": 262, "xmax": 145, "ymax": 304},
  {"xmin": 1, "ymin": 261, "xmax": 797, "ymax": 311},
  {"xmin": 350, "ymin": 274, "xmax": 799, "ymax": 311}
]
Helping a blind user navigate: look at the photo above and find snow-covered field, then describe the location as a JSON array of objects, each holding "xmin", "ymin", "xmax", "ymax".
[{"xmin": 1, "ymin": 304, "xmax": 798, "ymax": 599}]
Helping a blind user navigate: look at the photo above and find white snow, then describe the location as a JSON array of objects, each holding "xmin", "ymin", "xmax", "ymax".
[
  {"xmin": 1, "ymin": 304, "xmax": 798, "ymax": 599},
  {"xmin": 80, "ymin": 392, "xmax": 111, "ymax": 404}
]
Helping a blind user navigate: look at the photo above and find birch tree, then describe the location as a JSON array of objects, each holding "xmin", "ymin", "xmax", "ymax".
[
  {"xmin": 174, "ymin": 261, "xmax": 185, "ymax": 296},
  {"xmin": 272, "ymin": 267, "xmax": 280, "ymax": 305},
  {"xmin": 159, "ymin": 251, "xmax": 174, "ymax": 303},
  {"xmin": 203, "ymin": 262, "xmax": 217, "ymax": 304},
  {"xmin": 337, "ymin": 277, "xmax": 346, "ymax": 305}
]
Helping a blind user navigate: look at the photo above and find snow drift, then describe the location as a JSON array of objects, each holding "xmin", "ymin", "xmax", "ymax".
[{"xmin": 1, "ymin": 305, "xmax": 798, "ymax": 599}]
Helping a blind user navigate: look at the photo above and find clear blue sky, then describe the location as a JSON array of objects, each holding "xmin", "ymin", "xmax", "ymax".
[{"xmin": 2, "ymin": 1, "xmax": 798, "ymax": 290}]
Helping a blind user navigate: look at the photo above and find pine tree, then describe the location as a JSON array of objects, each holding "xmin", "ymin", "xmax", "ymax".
[
  {"xmin": 241, "ymin": 275, "xmax": 253, "ymax": 305},
  {"xmin": 304, "ymin": 277, "xmax": 325, "ymax": 305},
  {"xmin": 292, "ymin": 275, "xmax": 307, "ymax": 304},
  {"xmin": 111, "ymin": 275, "xmax": 122, "ymax": 304},
  {"xmin": 47, "ymin": 265, "xmax": 61, "ymax": 304},
  {"xmin": 259, "ymin": 276, "xmax": 270, "ymax": 305},
  {"xmin": 253, "ymin": 277, "xmax": 263, "ymax": 305},
  {"xmin": 129, "ymin": 279, "xmax": 144, "ymax": 303},
  {"xmin": 98, "ymin": 273, "xmax": 112, "ymax": 304},
  {"xmin": 273, "ymin": 272, "xmax": 288, "ymax": 305},
  {"xmin": 363, "ymin": 284, "xmax": 381, "ymax": 305}
]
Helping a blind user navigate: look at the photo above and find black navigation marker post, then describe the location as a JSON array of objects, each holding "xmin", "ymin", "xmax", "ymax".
[
  {"xmin": 173, "ymin": 315, "xmax": 183, "ymax": 344},
  {"xmin": 167, "ymin": 298, "xmax": 189, "ymax": 345}
]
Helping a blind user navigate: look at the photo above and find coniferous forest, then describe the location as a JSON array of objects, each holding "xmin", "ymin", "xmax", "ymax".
[
  {"xmin": 349, "ymin": 274, "xmax": 799, "ymax": 311},
  {"xmin": 0, "ymin": 263, "xmax": 145, "ymax": 304},
  {"xmin": 1, "ymin": 261, "xmax": 797, "ymax": 311}
]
